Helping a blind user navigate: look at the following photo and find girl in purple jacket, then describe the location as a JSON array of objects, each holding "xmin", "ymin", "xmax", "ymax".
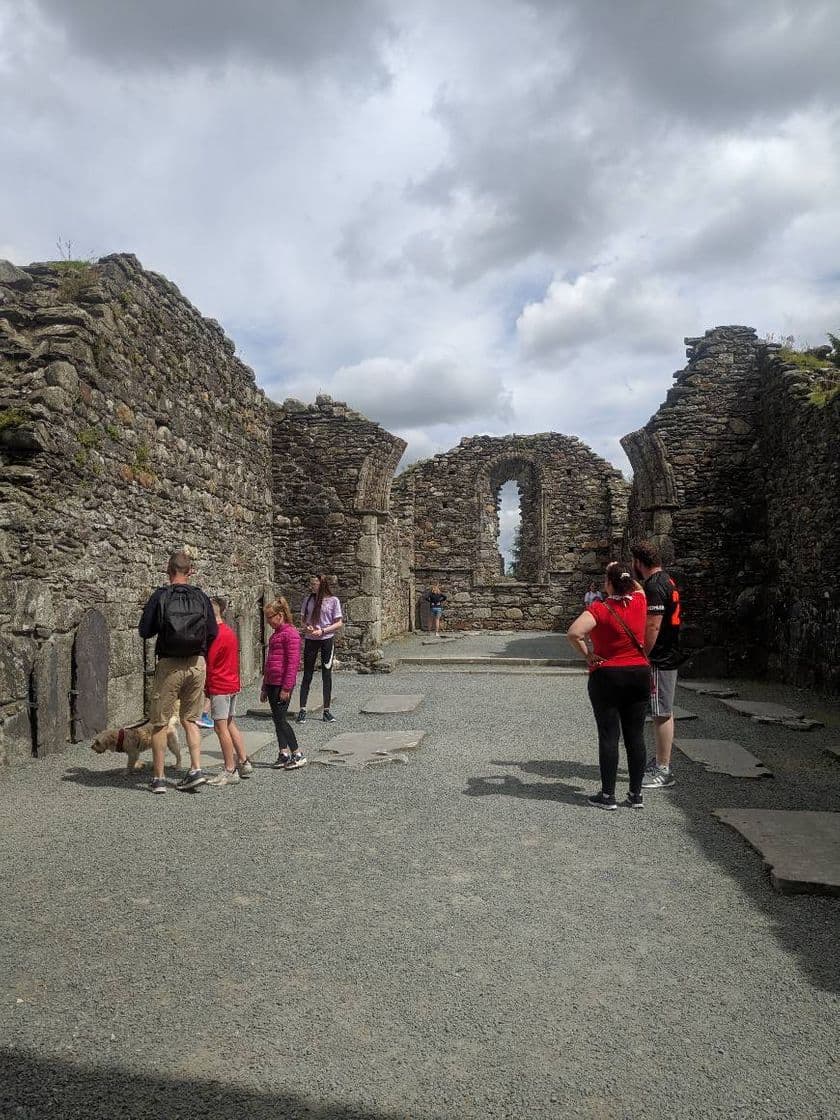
[{"xmin": 261, "ymin": 597, "xmax": 305, "ymax": 770}]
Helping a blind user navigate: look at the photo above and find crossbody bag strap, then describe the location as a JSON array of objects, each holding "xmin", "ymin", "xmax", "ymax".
[{"xmin": 602, "ymin": 601, "xmax": 649, "ymax": 663}]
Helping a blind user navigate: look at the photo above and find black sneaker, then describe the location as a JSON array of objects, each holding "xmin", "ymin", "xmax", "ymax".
[
  {"xmin": 272, "ymin": 750, "xmax": 292, "ymax": 770},
  {"xmin": 625, "ymin": 792, "xmax": 645, "ymax": 809},
  {"xmin": 322, "ymin": 709, "xmax": 336, "ymax": 723},
  {"xmin": 176, "ymin": 769, "xmax": 207, "ymax": 791},
  {"xmin": 296, "ymin": 708, "xmax": 307, "ymax": 724},
  {"xmin": 587, "ymin": 791, "xmax": 618, "ymax": 811},
  {"xmin": 150, "ymin": 777, "xmax": 167, "ymax": 795}
]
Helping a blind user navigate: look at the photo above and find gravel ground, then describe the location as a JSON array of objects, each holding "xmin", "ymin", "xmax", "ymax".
[{"xmin": 1, "ymin": 647, "xmax": 839, "ymax": 1120}]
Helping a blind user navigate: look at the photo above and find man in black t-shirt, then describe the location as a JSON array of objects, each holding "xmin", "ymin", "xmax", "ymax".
[{"xmin": 631, "ymin": 540, "xmax": 683, "ymax": 790}]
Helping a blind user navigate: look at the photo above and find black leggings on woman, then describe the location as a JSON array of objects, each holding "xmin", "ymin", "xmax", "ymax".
[
  {"xmin": 299, "ymin": 637, "xmax": 334, "ymax": 709},
  {"xmin": 265, "ymin": 685, "xmax": 299, "ymax": 753},
  {"xmin": 587, "ymin": 666, "xmax": 650, "ymax": 797}
]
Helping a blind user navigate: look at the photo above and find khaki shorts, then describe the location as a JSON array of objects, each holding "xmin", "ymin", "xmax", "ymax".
[
  {"xmin": 149, "ymin": 656, "xmax": 206, "ymax": 727},
  {"xmin": 209, "ymin": 693, "xmax": 238, "ymax": 721}
]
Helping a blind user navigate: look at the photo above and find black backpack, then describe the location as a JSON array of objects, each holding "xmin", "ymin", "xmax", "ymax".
[{"xmin": 157, "ymin": 585, "xmax": 208, "ymax": 657}]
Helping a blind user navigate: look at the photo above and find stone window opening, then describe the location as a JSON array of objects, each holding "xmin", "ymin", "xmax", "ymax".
[
  {"xmin": 498, "ymin": 480, "xmax": 523, "ymax": 579},
  {"xmin": 477, "ymin": 458, "xmax": 544, "ymax": 584}
]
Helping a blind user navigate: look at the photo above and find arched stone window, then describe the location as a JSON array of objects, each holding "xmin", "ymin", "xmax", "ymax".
[{"xmin": 476, "ymin": 457, "xmax": 545, "ymax": 584}]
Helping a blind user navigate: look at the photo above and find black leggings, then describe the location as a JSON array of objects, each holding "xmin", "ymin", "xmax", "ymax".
[
  {"xmin": 587, "ymin": 666, "xmax": 650, "ymax": 797},
  {"xmin": 265, "ymin": 685, "xmax": 299, "ymax": 753},
  {"xmin": 299, "ymin": 638, "xmax": 334, "ymax": 709}
]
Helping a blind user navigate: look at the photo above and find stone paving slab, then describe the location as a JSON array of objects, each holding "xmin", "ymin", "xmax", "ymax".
[
  {"xmin": 720, "ymin": 698, "xmax": 802, "ymax": 720},
  {"xmin": 713, "ymin": 809, "xmax": 840, "ymax": 895},
  {"xmin": 246, "ymin": 702, "xmax": 322, "ymax": 719},
  {"xmin": 200, "ymin": 730, "xmax": 276, "ymax": 770},
  {"xmin": 311, "ymin": 730, "xmax": 426, "ymax": 769},
  {"xmin": 421, "ymin": 635, "xmax": 463, "ymax": 645},
  {"xmin": 675, "ymin": 738, "xmax": 773, "ymax": 778},
  {"xmin": 361, "ymin": 693, "xmax": 425, "ymax": 714},
  {"xmin": 646, "ymin": 705, "xmax": 697, "ymax": 722},
  {"xmin": 826, "ymin": 746, "xmax": 840, "ymax": 764},
  {"xmin": 678, "ymin": 680, "xmax": 739, "ymax": 698}
]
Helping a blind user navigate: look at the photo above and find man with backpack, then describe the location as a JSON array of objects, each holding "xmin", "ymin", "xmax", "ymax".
[{"xmin": 139, "ymin": 550, "xmax": 218, "ymax": 794}]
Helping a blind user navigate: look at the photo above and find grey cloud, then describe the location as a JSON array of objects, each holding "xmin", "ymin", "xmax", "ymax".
[
  {"xmin": 28, "ymin": 0, "xmax": 394, "ymax": 78},
  {"xmin": 532, "ymin": 0, "xmax": 840, "ymax": 127}
]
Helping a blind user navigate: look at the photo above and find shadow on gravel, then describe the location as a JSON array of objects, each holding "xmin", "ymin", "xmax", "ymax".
[
  {"xmin": 464, "ymin": 773, "xmax": 591, "ymax": 806},
  {"xmin": 0, "ymin": 1048, "xmax": 404, "ymax": 1120},
  {"xmin": 665, "ymin": 767, "xmax": 840, "ymax": 996},
  {"xmin": 491, "ymin": 758, "xmax": 603, "ymax": 782},
  {"xmin": 61, "ymin": 766, "xmax": 159, "ymax": 791}
]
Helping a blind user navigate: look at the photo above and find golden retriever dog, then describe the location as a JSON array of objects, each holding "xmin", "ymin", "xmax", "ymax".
[{"xmin": 91, "ymin": 715, "xmax": 182, "ymax": 773}]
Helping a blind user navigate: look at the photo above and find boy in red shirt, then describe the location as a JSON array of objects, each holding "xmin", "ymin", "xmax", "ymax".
[{"xmin": 205, "ymin": 596, "xmax": 253, "ymax": 786}]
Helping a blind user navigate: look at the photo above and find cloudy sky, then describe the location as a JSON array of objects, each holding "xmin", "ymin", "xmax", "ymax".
[{"xmin": 3, "ymin": 0, "xmax": 840, "ymax": 489}]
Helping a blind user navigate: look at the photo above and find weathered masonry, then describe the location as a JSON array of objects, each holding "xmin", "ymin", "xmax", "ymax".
[
  {"xmin": 270, "ymin": 395, "xmax": 406, "ymax": 653},
  {"xmin": 624, "ymin": 325, "xmax": 840, "ymax": 690},
  {"xmin": 0, "ymin": 255, "xmax": 273, "ymax": 768},
  {"xmin": 3, "ymin": 251, "xmax": 839, "ymax": 769},
  {"xmin": 388, "ymin": 435, "xmax": 628, "ymax": 631}
]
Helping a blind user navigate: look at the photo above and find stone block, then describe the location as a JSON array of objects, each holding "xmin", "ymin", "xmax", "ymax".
[
  {"xmin": 312, "ymin": 730, "xmax": 426, "ymax": 769},
  {"xmin": 720, "ymin": 698, "xmax": 803, "ymax": 722},
  {"xmin": 347, "ymin": 595, "xmax": 379, "ymax": 623},
  {"xmin": 678, "ymin": 680, "xmax": 738, "ymax": 698},
  {"xmin": 360, "ymin": 694, "xmax": 424, "ymax": 714},
  {"xmin": 714, "ymin": 809, "xmax": 840, "ymax": 895},
  {"xmin": 675, "ymin": 738, "xmax": 772, "ymax": 778}
]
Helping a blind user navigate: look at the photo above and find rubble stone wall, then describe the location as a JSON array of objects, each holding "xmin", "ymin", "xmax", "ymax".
[
  {"xmin": 758, "ymin": 351, "xmax": 840, "ymax": 689},
  {"xmin": 0, "ymin": 254, "xmax": 273, "ymax": 767},
  {"xmin": 392, "ymin": 434, "xmax": 629, "ymax": 631},
  {"xmin": 622, "ymin": 325, "xmax": 840, "ymax": 691},
  {"xmin": 270, "ymin": 396, "xmax": 406, "ymax": 655}
]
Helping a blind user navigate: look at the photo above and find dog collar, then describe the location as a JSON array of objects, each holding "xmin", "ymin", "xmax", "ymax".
[{"xmin": 116, "ymin": 728, "xmax": 125, "ymax": 752}]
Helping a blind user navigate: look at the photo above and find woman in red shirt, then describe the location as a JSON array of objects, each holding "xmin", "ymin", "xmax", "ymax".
[{"xmin": 567, "ymin": 563, "xmax": 650, "ymax": 810}]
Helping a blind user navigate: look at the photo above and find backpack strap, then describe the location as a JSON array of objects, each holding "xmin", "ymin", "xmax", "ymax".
[{"xmin": 601, "ymin": 600, "xmax": 649, "ymax": 662}]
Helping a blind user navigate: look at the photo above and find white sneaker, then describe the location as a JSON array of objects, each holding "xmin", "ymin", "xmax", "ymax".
[
  {"xmin": 238, "ymin": 757, "xmax": 254, "ymax": 778},
  {"xmin": 207, "ymin": 768, "xmax": 240, "ymax": 787}
]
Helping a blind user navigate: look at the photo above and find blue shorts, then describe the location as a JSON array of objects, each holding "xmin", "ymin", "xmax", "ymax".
[{"xmin": 431, "ymin": 606, "xmax": 443, "ymax": 617}]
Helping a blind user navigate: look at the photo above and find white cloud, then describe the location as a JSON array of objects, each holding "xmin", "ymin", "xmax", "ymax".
[{"xmin": 517, "ymin": 271, "xmax": 685, "ymax": 358}]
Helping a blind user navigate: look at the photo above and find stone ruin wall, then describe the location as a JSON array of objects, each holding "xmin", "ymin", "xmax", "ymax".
[
  {"xmin": 3, "ymin": 247, "xmax": 838, "ymax": 775},
  {"xmin": 0, "ymin": 255, "xmax": 273, "ymax": 767},
  {"xmin": 270, "ymin": 396, "xmax": 406, "ymax": 656},
  {"xmin": 623, "ymin": 325, "xmax": 840, "ymax": 691},
  {"xmin": 392, "ymin": 434, "xmax": 629, "ymax": 631}
]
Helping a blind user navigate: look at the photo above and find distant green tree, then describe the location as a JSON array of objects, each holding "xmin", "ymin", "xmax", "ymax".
[{"xmin": 508, "ymin": 525, "xmax": 522, "ymax": 579}]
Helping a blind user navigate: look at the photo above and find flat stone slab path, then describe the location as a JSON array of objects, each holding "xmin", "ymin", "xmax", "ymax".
[
  {"xmin": 646, "ymin": 704, "xmax": 696, "ymax": 722},
  {"xmin": 675, "ymin": 738, "xmax": 773, "ymax": 778},
  {"xmin": 678, "ymin": 680, "xmax": 740, "ymax": 697},
  {"xmin": 714, "ymin": 809, "xmax": 840, "ymax": 895},
  {"xmin": 311, "ymin": 730, "xmax": 426, "ymax": 768},
  {"xmin": 360, "ymin": 693, "xmax": 425, "ymax": 714},
  {"xmin": 200, "ymin": 730, "xmax": 275, "ymax": 770},
  {"xmin": 721, "ymin": 698, "xmax": 803, "ymax": 720}
]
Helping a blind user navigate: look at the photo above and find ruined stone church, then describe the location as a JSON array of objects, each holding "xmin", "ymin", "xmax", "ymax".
[{"xmin": 1, "ymin": 254, "xmax": 838, "ymax": 766}]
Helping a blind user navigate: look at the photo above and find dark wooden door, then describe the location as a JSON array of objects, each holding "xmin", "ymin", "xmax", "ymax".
[{"xmin": 71, "ymin": 609, "xmax": 110, "ymax": 741}]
